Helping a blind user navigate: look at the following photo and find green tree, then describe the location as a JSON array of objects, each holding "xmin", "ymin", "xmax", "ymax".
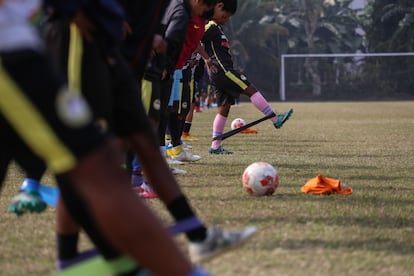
[
  {"xmin": 224, "ymin": 0, "xmax": 365, "ymax": 99},
  {"xmin": 365, "ymin": 0, "xmax": 414, "ymax": 96}
]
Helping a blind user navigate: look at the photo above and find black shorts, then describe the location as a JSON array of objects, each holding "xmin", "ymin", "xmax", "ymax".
[
  {"xmin": 178, "ymin": 67, "xmax": 192, "ymax": 115},
  {"xmin": 0, "ymin": 49, "xmax": 107, "ymax": 175},
  {"xmin": 141, "ymin": 78, "xmax": 161, "ymax": 122},
  {"xmin": 45, "ymin": 19, "xmax": 152, "ymax": 137},
  {"xmin": 211, "ymin": 69, "xmax": 250, "ymax": 106}
]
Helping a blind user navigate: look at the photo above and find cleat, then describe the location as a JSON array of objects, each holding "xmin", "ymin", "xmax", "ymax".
[
  {"xmin": 170, "ymin": 167, "xmax": 187, "ymax": 175},
  {"xmin": 172, "ymin": 151, "xmax": 201, "ymax": 162},
  {"xmin": 209, "ymin": 146, "xmax": 233, "ymax": 155},
  {"xmin": 193, "ymin": 106, "xmax": 203, "ymax": 113},
  {"xmin": 135, "ymin": 182, "xmax": 158, "ymax": 199},
  {"xmin": 170, "ymin": 145, "xmax": 201, "ymax": 162},
  {"xmin": 182, "ymin": 142, "xmax": 192, "ymax": 150},
  {"xmin": 182, "ymin": 134, "xmax": 199, "ymax": 141},
  {"xmin": 189, "ymin": 226, "xmax": 257, "ymax": 263},
  {"xmin": 166, "ymin": 156, "xmax": 185, "ymax": 165},
  {"xmin": 8, "ymin": 190, "xmax": 47, "ymax": 216},
  {"xmin": 273, "ymin": 108, "xmax": 294, "ymax": 129}
]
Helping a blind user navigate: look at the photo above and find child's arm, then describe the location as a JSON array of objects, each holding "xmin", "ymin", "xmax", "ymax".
[{"xmin": 196, "ymin": 43, "xmax": 217, "ymax": 74}]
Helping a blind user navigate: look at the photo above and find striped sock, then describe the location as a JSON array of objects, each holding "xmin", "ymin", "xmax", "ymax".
[{"xmin": 250, "ymin": 91, "xmax": 277, "ymax": 122}]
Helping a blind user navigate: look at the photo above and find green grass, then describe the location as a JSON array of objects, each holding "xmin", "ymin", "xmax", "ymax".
[{"xmin": 1, "ymin": 102, "xmax": 414, "ymax": 275}]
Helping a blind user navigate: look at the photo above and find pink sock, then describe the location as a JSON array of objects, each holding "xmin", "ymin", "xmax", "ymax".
[
  {"xmin": 211, "ymin": 114, "xmax": 227, "ymax": 149},
  {"xmin": 250, "ymin": 92, "xmax": 277, "ymax": 122}
]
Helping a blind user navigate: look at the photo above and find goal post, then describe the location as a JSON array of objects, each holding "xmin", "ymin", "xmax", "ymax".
[{"xmin": 279, "ymin": 52, "xmax": 414, "ymax": 101}]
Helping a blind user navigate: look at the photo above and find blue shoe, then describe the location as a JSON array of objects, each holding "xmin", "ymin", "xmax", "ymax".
[{"xmin": 273, "ymin": 108, "xmax": 294, "ymax": 129}]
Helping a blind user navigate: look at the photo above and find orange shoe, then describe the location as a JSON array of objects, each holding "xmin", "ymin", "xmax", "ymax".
[{"xmin": 182, "ymin": 133, "xmax": 199, "ymax": 141}]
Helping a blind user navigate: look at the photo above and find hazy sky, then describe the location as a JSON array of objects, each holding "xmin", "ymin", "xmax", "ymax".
[{"xmin": 349, "ymin": 0, "xmax": 368, "ymax": 9}]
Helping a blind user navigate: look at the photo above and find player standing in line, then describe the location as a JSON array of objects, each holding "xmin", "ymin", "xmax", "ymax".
[
  {"xmin": 165, "ymin": 16, "xmax": 214, "ymax": 161},
  {"xmin": 132, "ymin": 8, "xmax": 213, "ymax": 196},
  {"xmin": 127, "ymin": 12, "xmax": 210, "ymax": 197},
  {"xmin": 175, "ymin": 51, "xmax": 202, "ymax": 144},
  {"xmin": 202, "ymin": 0, "xmax": 294, "ymax": 154},
  {"xmin": 181, "ymin": 53, "xmax": 205, "ymax": 141},
  {"xmin": 0, "ymin": 1, "xmax": 208, "ymax": 274}
]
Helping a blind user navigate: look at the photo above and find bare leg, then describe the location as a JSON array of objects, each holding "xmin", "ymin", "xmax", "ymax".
[{"xmin": 64, "ymin": 140, "xmax": 192, "ymax": 275}]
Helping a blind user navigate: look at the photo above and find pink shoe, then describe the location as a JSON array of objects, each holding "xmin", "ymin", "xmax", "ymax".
[{"xmin": 135, "ymin": 183, "xmax": 158, "ymax": 199}]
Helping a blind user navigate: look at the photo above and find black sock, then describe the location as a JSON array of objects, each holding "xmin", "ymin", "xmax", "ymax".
[
  {"xmin": 183, "ymin": 121, "xmax": 192, "ymax": 134},
  {"xmin": 57, "ymin": 233, "xmax": 79, "ymax": 260},
  {"xmin": 167, "ymin": 195, "xmax": 207, "ymax": 242}
]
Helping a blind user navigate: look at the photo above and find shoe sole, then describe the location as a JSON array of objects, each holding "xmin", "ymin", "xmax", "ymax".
[
  {"xmin": 192, "ymin": 226, "xmax": 257, "ymax": 263},
  {"xmin": 182, "ymin": 137, "xmax": 199, "ymax": 141},
  {"xmin": 209, "ymin": 150, "xmax": 233, "ymax": 155},
  {"xmin": 166, "ymin": 158, "xmax": 185, "ymax": 165},
  {"xmin": 171, "ymin": 169, "xmax": 187, "ymax": 175},
  {"xmin": 173, "ymin": 156, "xmax": 201, "ymax": 162}
]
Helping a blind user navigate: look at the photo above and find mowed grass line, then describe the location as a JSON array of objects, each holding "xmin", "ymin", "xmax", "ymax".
[{"xmin": 0, "ymin": 102, "xmax": 413, "ymax": 275}]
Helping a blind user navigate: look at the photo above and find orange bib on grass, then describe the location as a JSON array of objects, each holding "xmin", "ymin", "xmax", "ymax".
[
  {"xmin": 301, "ymin": 174, "xmax": 352, "ymax": 195},
  {"xmin": 240, "ymin": 128, "xmax": 258, "ymax": 134}
]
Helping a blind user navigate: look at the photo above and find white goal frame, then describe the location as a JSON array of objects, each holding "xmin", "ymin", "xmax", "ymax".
[{"xmin": 279, "ymin": 52, "xmax": 414, "ymax": 101}]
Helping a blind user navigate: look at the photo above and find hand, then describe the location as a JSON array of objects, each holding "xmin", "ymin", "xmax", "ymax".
[
  {"xmin": 152, "ymin": 34, "xmax": 167, "ymax": 55},
  {"xmin": 72, "ymin": 11, "xmax": 95, "ymax": 43},
  {"xmin": 205, "ymin": 58, "xmax": 218, "ymax": 74},
  {"xmin": 123, "ymin": 21, "xmax": 133, "ymax": 38},
  {"xmin": 161, "ymin": 69, "xmax": 168, "ymax": 80}
]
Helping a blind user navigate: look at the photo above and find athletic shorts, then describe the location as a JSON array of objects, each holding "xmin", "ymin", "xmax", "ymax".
[
  {"xmin": 0, "ymin": 49, "xmax": 107, "ymax": 175},
  {"xmin": 178, "ymin": 67, "xmax": 192, "ymax": 116},
  {"xmin": 45, "ymin": 18, "xmax": 152, "ymax": 137},
  {"xmin": 141, "ymin": 78, "xmax": 161, "ymax": 122},
  {"xmin": 211, "ymin": 69, "xmax": 251, "ymax": 106},
  {"xmin": 168, "ymin": 69, "xmax": 183, "ymax": 107}
]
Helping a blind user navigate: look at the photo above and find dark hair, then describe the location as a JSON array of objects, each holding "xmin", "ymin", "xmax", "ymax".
[
  {"xmin": 203, "ymin": 0, "xmax": 218, "ymax": 8},
  {"xmin": 218, "ymin": 0, "xmax": 237, "ymax": 14}
]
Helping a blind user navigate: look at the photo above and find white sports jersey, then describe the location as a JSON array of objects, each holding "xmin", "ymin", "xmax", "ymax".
[{"xmin": 0, "ymin": 0, "xmax": 42, "ymax": 51}]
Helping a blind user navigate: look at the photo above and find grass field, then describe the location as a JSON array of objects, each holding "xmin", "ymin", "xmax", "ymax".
[{"xmin": 0, "ymin": 101, "xmax": 413, "ymax": 275}]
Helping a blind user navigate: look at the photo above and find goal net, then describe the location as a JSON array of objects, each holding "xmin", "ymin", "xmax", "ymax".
[{"xmin": 279, "ymin": 52, "xmax": 414, "ymax": 101}]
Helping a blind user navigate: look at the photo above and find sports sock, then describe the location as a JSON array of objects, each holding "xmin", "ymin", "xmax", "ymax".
[
  {"xmin": 211, "ymin": 114, "xmax": 227, "ymax": 149},
  {"xmin": 167, "ymin": 195, "xmax": 207, "ymax": 242},
  {"xmin": 168, "ymin": 112, "xmax": 182, "ymax": 147},
  {"xmin": 56, "ymin": 176, "xmax": 122, "ymax": 260},
  {"xmin": 159, "ymin": 146, "xmax": 166, "ymax": 157},
  {"xmin": 250, "ymin": 91, "xmax": 277, "ymax": 123},
  {"xmin": 57, "ymin": 233, "xmax": 79, "ymax": 260},
  {"xmin": 182, "ymin": 121, "xmax": 192, "ymax": 134}
]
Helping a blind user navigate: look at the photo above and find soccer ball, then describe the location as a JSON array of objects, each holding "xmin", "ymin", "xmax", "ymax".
[
  {"xmin": 242, "ymin": 162, "xmax": 279, "ymax": 196},
  {"xmin": 231, "ymin": 118, "xmax": 246, "ymax": 130}
]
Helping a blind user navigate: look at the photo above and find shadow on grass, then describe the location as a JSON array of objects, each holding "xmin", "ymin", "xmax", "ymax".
[
  {"xmin": 260, "ymin": 237, "xmax": 414, "ymax": 255},
  {"xmin": 198, "ymin": 191, "xmax": 414, "ymax": 229}
]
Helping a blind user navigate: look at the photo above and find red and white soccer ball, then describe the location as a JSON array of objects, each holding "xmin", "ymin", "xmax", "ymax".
[
  {"xmin": 231, "ymin": 118, "xmax": 246, "ymax": 130},
  {"xmin": 242, "ymin": 162, "xmax": 279, "ymax": 196}
]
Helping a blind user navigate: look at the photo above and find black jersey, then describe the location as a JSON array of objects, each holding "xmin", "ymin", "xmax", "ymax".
[{"xmin": 202, "ymin": 21, "xmax": 234, "ymax": 74}]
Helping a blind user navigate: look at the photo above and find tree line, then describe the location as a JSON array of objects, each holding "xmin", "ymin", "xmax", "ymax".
[{"xmin": 223, "ymin": 0, "xmax": 414, "ymax": 100}]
